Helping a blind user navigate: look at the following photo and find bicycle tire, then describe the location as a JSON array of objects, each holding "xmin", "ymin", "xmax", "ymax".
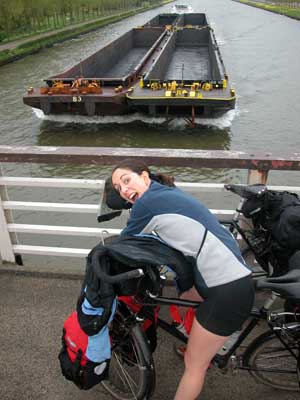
[
  {"xmin": 298, "ymin": 356, "xmax": 300, "ymax": 389},
  {"xmin": 101, "ymin": 303, "xmax": 155, "ymax": 400},
  {"xmin": 243, "ymin": 330, "xmax": 300, "ymax": 391}
]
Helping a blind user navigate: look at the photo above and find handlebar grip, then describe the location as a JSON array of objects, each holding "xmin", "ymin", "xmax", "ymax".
[
  {"xmin": 108, "ymin": 268, "xmax": 144, "ymax": 283},
  {"xmin": 91, "ymin": 250, "xmax": 145, "ymax": 283}
]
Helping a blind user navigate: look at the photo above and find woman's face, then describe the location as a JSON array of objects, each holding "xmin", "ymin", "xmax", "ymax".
[{"xmin": 112, "ymin": 168, "xmax": 151, "ymax": 203}]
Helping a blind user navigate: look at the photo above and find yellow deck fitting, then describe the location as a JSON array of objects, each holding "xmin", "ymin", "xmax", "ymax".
[{"xmin": 202, "ymin": 82, "xmax": 212, "ymax": 91}]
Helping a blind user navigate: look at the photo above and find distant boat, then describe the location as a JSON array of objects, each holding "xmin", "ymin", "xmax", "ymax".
[
  {"xmin": 23, "ymin": 13, "xmax": 235, "ymax": 125},
  {"xmin": 171, "ymin": 4, "xmax": 194, "ymax": 14}
]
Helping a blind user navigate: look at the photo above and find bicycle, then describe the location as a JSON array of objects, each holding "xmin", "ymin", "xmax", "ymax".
[
  {"xmin": 95, "ymin": 182, "xmax": 300, "ymax": 399},
  {"xmin": 95, "ymin": 249, "xmax": 300, "ymax": 400}
]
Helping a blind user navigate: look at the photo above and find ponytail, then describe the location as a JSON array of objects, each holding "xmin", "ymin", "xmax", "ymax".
[
  {"xmin": 149, "ymin": 172, "xmax": 175, "ymax": 187},
  {"xmin": 112, "ymin": 159, "xmax": 175, "ymax": 187}
]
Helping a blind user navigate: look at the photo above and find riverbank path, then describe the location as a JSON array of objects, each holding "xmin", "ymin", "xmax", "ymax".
[{"xmin": 0, "ymin": 13, "xmax": 131, "ymax": 52}]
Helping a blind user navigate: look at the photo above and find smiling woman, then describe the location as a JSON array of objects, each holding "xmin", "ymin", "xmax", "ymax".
[
  {"xmin": 111, "ymin": 159, "xmax": 175, "ymax": 203},
  {"xmin": 112, "ymin": 170, "xmax": 150, "ymax": 203},
  {"xmin": 109, "ymin": 158, "xmax": 254, "ymax": 400}
]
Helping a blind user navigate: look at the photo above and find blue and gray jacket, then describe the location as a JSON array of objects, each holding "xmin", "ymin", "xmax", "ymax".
[{"xmin": 121, "ymin": 181, "xmax": 251, "ymax": 294}]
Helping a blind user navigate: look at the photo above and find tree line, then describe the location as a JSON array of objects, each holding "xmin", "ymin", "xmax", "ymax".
[{"xmin": 0, "ymin": 0, "xmax": 155, "ymax": 42}]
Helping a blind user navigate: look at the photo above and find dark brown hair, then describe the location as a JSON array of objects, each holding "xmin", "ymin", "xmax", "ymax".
[{"xmin": 112, "ymin": 159, "xmax": 175, "ymax": 187}]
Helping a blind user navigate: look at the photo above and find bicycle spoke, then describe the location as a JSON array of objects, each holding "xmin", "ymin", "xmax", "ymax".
[
  {"xmin": 102, "ymin": 307, "xmax": 153, "ymax": 400},
  {"xmin": 246, "ymin": 332, "xmax": 300, "ymax": 391},
  {"xmin": 113, "ymin": 352, "xmax": 139, "ymax": 398}
]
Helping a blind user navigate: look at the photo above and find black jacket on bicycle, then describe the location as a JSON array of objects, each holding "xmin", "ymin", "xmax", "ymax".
[{"xmin": 79, "ymin": 235, "xmax": 194, "ymax": 335}]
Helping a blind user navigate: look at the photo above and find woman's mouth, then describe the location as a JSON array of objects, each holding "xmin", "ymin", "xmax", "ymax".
[{"xmin": 128, "ymin": 192, "xmax": 138, "ymax": 203}]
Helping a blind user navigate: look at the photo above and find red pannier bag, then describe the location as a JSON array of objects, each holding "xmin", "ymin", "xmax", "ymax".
[{"xmin": 58, "ymin": 310, "xmax": 109, "ymax": 390}]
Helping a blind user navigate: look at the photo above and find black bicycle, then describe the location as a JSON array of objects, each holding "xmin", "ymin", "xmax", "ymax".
[
  {"xmin": 97, "ymin": 251, "xmax": 300, "ymax": 400},
  {"xmin": 96, "ymin": 183, "xmax": 300, "ymax": 399}
]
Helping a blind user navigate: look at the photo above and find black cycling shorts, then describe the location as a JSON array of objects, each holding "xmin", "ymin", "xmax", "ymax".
[{"xmin": 195, "ymin": 275, "xmax": 254, "ymax": 337}]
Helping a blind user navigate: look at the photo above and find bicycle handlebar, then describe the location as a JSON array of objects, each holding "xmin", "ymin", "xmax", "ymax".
[
  {"xmin": 91, "ymin": 250, "xmax": 144, "ymax": 283},
  {"xmin": 224, "ymin": 183, "xmax": 267, "ymax": 199}
]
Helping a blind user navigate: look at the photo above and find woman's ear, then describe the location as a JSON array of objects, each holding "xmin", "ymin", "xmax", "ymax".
[{"xmin": 141, "ymin": 170, "xmax": 151, "ymax": 186}]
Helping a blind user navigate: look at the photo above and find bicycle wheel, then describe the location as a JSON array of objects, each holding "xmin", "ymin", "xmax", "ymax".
[
  {"xmin": 101, "ymin": 304, "xmax": 155, "ymax": 400},
  {"xmin": 298, "ymin": 356, "xmax": 300, "ymax": 389},
  {"xmin": 243, "ymin": 330, "xmax": 300, "ymax": 391}
]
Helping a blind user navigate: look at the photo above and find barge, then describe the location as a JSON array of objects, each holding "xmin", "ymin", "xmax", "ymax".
[{"xmin": 23, "ymin": 13, "xmax": 236, "ymax": 125}]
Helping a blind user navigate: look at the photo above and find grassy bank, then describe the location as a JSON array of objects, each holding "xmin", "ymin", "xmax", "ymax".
[
  {"xmin": 235, "ymin": 0, "xmax": 300, "ymax": 20},
  {"xmin": 0, "ymin": 1, "xmax": 173, "ymax": 66}
]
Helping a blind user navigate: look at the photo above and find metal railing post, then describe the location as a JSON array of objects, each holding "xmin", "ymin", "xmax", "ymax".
[
  {"xmin": 0, "ymin": 165, "xmax": 22, "ymax": 264},
  {"xmin": 247, "ymin": 169, "xmax": 269, "ymax": 185},
  {"xmin": 0, "ymin": 191, "xmax": 16, "ymax": 263}
]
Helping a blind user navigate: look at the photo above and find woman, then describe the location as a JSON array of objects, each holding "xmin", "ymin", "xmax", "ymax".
[{"xmin": 111, "ymin": 159, "xmax": 254, "ymax": 400}]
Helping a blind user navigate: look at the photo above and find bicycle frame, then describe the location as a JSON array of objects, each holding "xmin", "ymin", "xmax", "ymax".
[
  {"xmin": 123, "ymin": 287, "xmax": 300, "ymax": 372},
  {"xmin": 127, "ymin": 290, "xmax": 265, "ymax": 362}
]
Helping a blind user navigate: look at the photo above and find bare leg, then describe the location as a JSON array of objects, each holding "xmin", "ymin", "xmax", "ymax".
[
  {"xmin": 178, "ymin": 286, "xmax": 203, "ymax": 320},
  {"xmin": 174, "ymin": 318, "xmax": 228, "ymax": 400},
  {"xmin": 180, "ymin": 286, "xmax": 204, "ymax": 302}
]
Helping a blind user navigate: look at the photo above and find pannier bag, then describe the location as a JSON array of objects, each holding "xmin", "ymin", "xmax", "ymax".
[
  {"xmin": 59, "ymin": 234, "xmax": 194, "ymax": 388},
  {"xmin": 241, "ymin": 189, "xmax": 300, "ymax": 275},
  {"xmin": 267, "ymin": 191, "xmax": 300, "ymax": 250},
  {"xmin": 241, "ymin": 189, "xmax": 300, "ymax": 249},
  {"xmin": 58, "ymin": 297, "xmax": 116, "ymax": 390}
]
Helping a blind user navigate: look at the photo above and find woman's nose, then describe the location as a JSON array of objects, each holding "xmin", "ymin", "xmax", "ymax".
[{"xmin": 119, "ymin": 184, "xmax": 128, "ymax": 195}]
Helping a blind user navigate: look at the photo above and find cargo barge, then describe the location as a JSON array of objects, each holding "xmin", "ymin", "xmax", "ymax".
[{"xmin": 23, "ymin": 13, "xmax": 236, "ymax": 125}]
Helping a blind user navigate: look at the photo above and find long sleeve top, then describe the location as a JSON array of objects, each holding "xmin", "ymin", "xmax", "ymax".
[{"xmin": 121, "ymin": 181, "xmax": 250, "ymax": 294}]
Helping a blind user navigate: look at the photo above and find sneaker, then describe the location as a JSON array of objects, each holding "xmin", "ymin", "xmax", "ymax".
[{"xmin": 173, "ymin": 343, "xmax": 186, "ymax": 358}]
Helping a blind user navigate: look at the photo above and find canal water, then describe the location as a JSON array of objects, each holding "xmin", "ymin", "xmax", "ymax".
[{"xmin": 0, "ymin": 0, "xmax": 299, "ymax": 268}]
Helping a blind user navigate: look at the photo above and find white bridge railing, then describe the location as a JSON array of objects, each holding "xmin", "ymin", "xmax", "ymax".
[
  {"xmin": 1, "ymin": 176, "xmax": 300, "ymax": 265},
  {"xmin": 1, "ymin": 145, "xmax": 300, "ymax": 267}
]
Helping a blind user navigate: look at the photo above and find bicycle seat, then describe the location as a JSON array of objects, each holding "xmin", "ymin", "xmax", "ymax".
[
  {"xmin": 224, "ymin": 184, "xmax": 267, "ymax": 199},
  {"xmin": 256, "ymin": 267, "xmax": 300, "ymax": 301}
]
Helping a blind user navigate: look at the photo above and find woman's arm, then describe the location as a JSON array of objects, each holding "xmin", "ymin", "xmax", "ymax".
[{"xmin": 121, "ymin": 201, "xmax": 154, "ymax": 236}]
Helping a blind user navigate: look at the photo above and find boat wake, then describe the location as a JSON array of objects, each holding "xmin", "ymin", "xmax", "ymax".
[{"xmin": 33, "ymin": 108, "xmax": 238, "ymax": 130}]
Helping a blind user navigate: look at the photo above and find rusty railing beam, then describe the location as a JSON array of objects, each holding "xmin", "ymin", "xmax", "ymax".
[{"xmin": 0, "ymin": 146, "xmax": 300, "ymax": 171}]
